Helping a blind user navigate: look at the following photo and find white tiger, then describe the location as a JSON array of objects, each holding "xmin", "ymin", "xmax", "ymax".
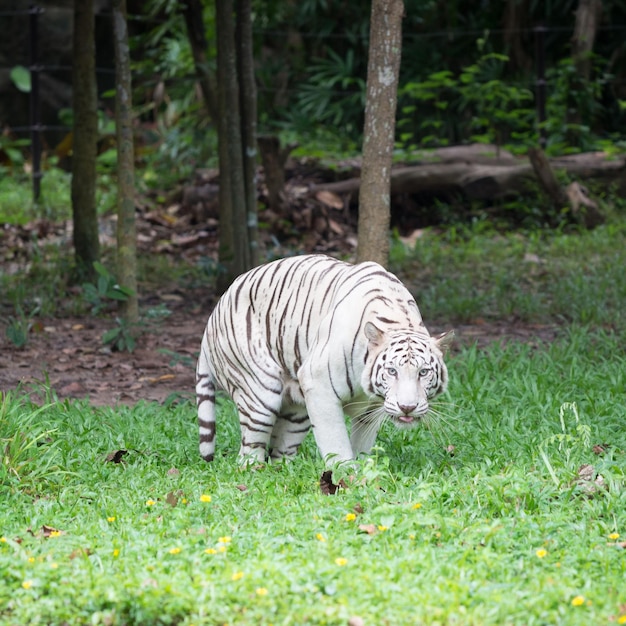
[{"xmin": 196, "ymin": 254, "xmax": 452, "ymax": 465}]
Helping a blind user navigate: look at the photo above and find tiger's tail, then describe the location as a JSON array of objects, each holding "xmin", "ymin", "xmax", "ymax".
[{"xmin": 196, "ymin": 328, "xmax": 217, "ymax": 462}]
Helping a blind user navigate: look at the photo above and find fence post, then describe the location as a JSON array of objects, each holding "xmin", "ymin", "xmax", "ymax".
[
  {"xmin": 29, "ymin": 4, "xmax": 44, "ymax": 203},
  {"xmin": 534, "ymin": 23, "xmax": 547, "ymax": 150}
]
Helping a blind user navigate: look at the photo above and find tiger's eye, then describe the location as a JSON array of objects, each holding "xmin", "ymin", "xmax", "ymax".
[
  {"xmin": 387, "ymin": 367, "xmax": 398, "ymax": 377},
  {"xmin": 418, "ymin": 368, "xmax": 430, "ymax": 378}
]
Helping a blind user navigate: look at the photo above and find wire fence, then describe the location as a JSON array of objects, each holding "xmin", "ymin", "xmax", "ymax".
[{"xmin": 1, "ymin": 5, "xmax": 624, "ymax": 203}]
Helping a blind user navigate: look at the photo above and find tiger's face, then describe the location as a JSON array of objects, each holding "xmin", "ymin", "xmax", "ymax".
[{"xmin": 364, "ymin": 323, "xmax": 451, "ymax": 428}]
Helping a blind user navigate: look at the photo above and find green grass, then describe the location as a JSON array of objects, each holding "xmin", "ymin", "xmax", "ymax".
[
  {"xmin": 2, "ymin": 326, "xmax": 626, "ymax": 625},
  {"xmin": 392, "ymin": 221, "xmax": 626, "ymax": 328}
]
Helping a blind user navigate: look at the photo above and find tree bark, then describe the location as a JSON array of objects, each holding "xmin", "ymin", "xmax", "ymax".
[
  {"xmin": 236, "ymin": 0, "xmax": 259, "ymax": 267},
  {"xmin": 182, "ymin": 0, "xmax": 219, "ymax": 122},
  {"xmin": 356, "ymin": 0, "xmax": 404, "ymax": 266},
  {"xmin": 71, "ymin": 0, "xmax": 100, "ymax": 280},
  {"xmin": 572, "ymin": 0, "xmax": 603, "ymax": 80},
  {"xmin": 112, "ymin": 0, "xmax": 138, "ymax": 323},
  {"xmin": 502, "ymin": 0, "xmax": 531, "ymax": 74},
  {"xmin": 258, "ymin": 135, "xmax": 297, "ymax": 215},
  {"xmin": 527, "ymin": 147, "xmax": 568, "ymax": 206},
  {"xmin": 215, "ymin": 0, "xmax": 250, "ymax": 292}
]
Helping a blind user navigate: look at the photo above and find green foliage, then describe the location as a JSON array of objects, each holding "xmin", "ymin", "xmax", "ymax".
[
  {"xmin": 3, "ymin": 304, "xmax": 40, "ymax": 349},
  {"xmin": 0, "ymin": 393, "xmax": 65, "ymax": 492},
  {"xmin": 10, "ymin": 65, "xmax": 31, "ymax": 93},
  {"xmin": 1, "ymin": 327, "xmax": 626, "ymax": 623},
  {"xmin": 81, "ymin": 262, "xmax": 134, "ymax": 315},
  {"xmin": 287, "ymin": 48, "xmax": 366, "ymax": 139},
  {"xmin": 543, "ymin": 55, "xmax": 613, "ymax": 154},
  {"xmin": 130, "ymin": 0, "xmax": 218, "ymax": 184}
]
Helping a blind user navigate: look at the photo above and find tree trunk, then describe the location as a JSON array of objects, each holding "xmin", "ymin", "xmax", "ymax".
[
  {"xmin": 258, "ymin": 135, "xmax": 297, "ymax": 215},
  {"xmin": 71, "ymin": 0, "xmax": 99, "ymax": 280},
  {"xmin": 356, "ymin": 0, "xmax": 404, "ymax": 266},
  {"xmin": 182, "ymin": 0, "xmax": 219, "ymax": 122},
  {"xmin": 502, "ymin": 0, "xmax": 531, "ymax": 74},
  {"xmin": 112, "ymin": 0, "xmax": 138, "ymax": 323},
  {"xmin": 572, "ymin": 0, "xmax": 602, "ymax": 80},
  {"xmin": 215, "ymin": 0, "xmax": 250, "ymax": 292},
  {"xmin": 236, "ymin": 0, "xmax": 259, "ymax": 267}
]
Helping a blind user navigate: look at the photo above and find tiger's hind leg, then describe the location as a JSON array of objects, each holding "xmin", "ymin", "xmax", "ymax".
[
  {"xmin": 235, "ymin": 390, "xmax": 283, "ymax": 465},
  {"xmin": 269, "ymin": 406, "xmax": 311, "ymax": 460}
]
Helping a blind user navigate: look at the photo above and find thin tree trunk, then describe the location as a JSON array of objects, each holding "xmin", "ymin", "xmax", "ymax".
[
  {"xmin": 182, "ymin": 0, "xmax": 219, "ymax": 122},
  {"xmin": 215, "ymin": 0, "xmax": 250, "ymax": 291},
  {"xmin": 112, "ymin": 0, "xmax": 138, "ymax": 323},
  {"xmin": 356, "ymin": 0, "xmax": 404, "ymax": 266},
  {"xmin": 71, "ymin": 0, "xmax": 99, "ymax": 280},
  {"xmin": 572, "ymin": 0, "xmax": 602, "ymax": 80},
  {"xmin": 236, "ymin": 0, "xmax": 259, "ymax": 267}
]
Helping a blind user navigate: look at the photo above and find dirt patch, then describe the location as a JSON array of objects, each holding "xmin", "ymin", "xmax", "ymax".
[{"xmin": 0, "ymin": 297, "xmax": 561, "ymax": 406}]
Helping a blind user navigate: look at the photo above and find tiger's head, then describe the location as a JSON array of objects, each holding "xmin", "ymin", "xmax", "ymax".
[{"xmin": 363, "ymin": 322, "xmax": 453, "ymax": 428}]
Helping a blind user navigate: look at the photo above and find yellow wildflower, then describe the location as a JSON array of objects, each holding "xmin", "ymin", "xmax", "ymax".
[
  {"xmin": 168, "ymin": 547, "xmax": 181, "ymax": 555},
  {"xmin": 50, "ymin": 563, "xmax": 58, "ymax": 569},
  {"xmin": 49, "ymin": 531, "xmax": 61, "ymax": 538},
  {"xmin": 0, "ymin": 537, "xmax": 6, "ymax": 543},
  {"xmin": 28, "ymin": 557, "xmax": 35, "ymax": 564},
  {"xmin": 536, "ymin": 549, "xmax": 547, "ymax": 558},
  {"xmin": 231, "ymin": 571, "xmax": 244, "ymax": 581},
  {"xmin": 335, "ymin": 557, "xmax": 348, "ymax": 566},
  {"xmin": 200, "ymin": 494, "xmax": 212, "ymax": 503},
  {"xmin": 345, "ymin": 513, "xmax": 356, "ymax": 522},
  {"xmin": 609, "ymin": 532, "xmax": 620, "ymax": 540},
  {"xmin": 22, "ymin": 580, "xmax": 33, "ymax": 590},
  {"xmin": 256, "ymin": 587, "xmax": 269, "ymax": 596},
  {"xmin": 571, "ymin": 595, "xmax": 585, "ymax": 607},
  {"xmin": 316, "ymin": 533, "xmax": 326, "ymax": 542},
  {"xmin": 145, "ymin": 499, "xmax": 156, "ymax": 507},
  {"xmin": 113, "ymin": 549, "xmax": 120, "ymax": 558},
  {"xmin": 412, "ymin": 503, "xmax": 423, "ymax": 509},
  {"xmin": 617, "ymin": 615, "xmax": 626, "ymax": 624},
  {"xmin": 205, "ymin": 548, "xmax": 217, "ymax": 555},
  {"xmin": 218, "ymin": 536, "xmax": 232, "ymax": 544},
  {"xmin": 107, "ymin": 516, "xmax": 116, "ymax": 523},
  {"xmin": 378, "ymin": 525, "xmax": 388, "ymax": 532}
]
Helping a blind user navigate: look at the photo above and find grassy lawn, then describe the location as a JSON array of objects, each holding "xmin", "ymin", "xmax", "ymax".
[
  {"xmin": 3, "ymin": 216, "xmax": 626, "ymax": 624},
  {"xmin": 2, "ymin": 323, "xmax": 626, "ymax": 625}
]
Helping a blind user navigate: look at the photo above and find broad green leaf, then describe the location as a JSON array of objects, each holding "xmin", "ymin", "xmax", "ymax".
[{"xmin": 10, "ymin": 65, "xmax": 31, "ymax": 93}]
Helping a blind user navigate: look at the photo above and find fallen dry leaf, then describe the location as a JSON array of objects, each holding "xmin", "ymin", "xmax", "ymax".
[
  {"xmin": 320, "ymin": 470, "xmax": 347, "ymax": 495},
  {"xmin": 105, "ymin": 449, "xmax": 128, "ymax": 464},
  {"xmin": 166, "ymin": 492, "xmax": 179, "ymax": 507},
  {"xmin": 315, "ymin": 190, "xmax": 343, "ymax": 210},
  {"xmin": 41, "ymin": 525, "xmax": 64, "ymax": 538},
  {"xmin": 358, "ymin": 524, "xmax": 378, "ymax": 536}
]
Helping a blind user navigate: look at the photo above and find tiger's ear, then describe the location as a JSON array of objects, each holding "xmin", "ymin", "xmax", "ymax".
[
  {"xmin": 435, "ymin": 330, "xmax": 454, "ymax": 354},
  {"xmin": 364, "ymin": 322, "xmax": 384, "ymax": 345}
]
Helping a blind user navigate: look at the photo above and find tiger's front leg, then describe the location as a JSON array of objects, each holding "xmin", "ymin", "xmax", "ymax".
[{"xmin": 301, "ymin": 391, "xmax": 354, "ymax": 464}]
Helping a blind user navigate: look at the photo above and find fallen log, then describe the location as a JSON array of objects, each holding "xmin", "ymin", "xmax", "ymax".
[{"xmin": 309, "ymin": 149, "xmax": 626, "ymax": 201}]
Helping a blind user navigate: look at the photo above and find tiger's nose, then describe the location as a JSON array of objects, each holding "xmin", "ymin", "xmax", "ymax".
[{"xmin": 398, "ymin": 403, "xmax": 417, "ymax": 415}]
